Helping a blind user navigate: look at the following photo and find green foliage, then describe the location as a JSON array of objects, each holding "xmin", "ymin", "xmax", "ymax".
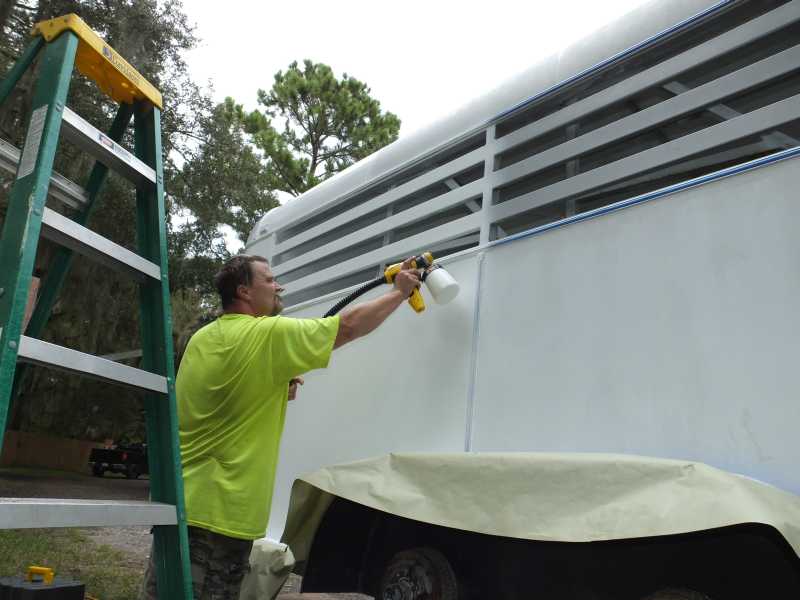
[
  {"xmin": 165, "ymin": 97, "xmax": 279, "ymax": 316},
  {"xmin": 170, "ymin": 98, "xmax": 279, "ymax": 254},
  {"xmin": 242, "ymin": 59, "xmax": 401, "ymax": 196}
]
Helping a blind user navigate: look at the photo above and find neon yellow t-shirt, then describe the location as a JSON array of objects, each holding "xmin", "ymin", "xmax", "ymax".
[{"xmin": 176, "ymin": 313, "xmax": 339, "ymax": 540}]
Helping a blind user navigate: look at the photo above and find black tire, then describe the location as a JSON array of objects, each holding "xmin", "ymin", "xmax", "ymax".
[
  {"xmin": 92, "ymin": 464, "xmax": 104, "ymax": 477},
  {"xmin": 125, "ymin": 465, "xmax": 139, "ymax": 479},
  {"xmin": 378, "ymin": 546, "xmax": 460, "ymax": 600},
  {"xmin": 641, "ymin": 588, "xmax": 713, "ymax": 600}
]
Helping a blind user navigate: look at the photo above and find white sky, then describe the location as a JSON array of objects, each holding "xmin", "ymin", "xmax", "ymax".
[{"xmin": 183, "ymin": 0, "xmax": 652, "ymax": 140}]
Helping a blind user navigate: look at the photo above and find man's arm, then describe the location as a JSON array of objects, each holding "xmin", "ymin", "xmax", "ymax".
[{"xmin": 334, "ymin": 259, "xmax": 420, "ymax": 349}]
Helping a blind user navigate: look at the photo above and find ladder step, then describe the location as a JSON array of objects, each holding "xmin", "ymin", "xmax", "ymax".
[
  {"xmin": 0, "ymin": 498, "xmax": 176, "ymax": 528},
  {"xmin": 0, "ymin": 137, "xmax": 88, "ymax": 210},
  {"xmin": 41, "ymin": 207, "xmax": 161, "ymax": 280},
  {"xmin": 17, "ymin": 336, "xmax": 168, "ymax": 393},
  {"xmin": 61, "ymin": 107, "xmax": 156, "ymax": 188}
]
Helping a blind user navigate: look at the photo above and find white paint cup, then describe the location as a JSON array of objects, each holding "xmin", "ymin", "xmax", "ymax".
[{"xmin": 425, "ymin": 266, "xmax": 460, "ymax": 305}]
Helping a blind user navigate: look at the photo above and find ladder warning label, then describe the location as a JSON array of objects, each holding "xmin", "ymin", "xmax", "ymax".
[{"xmin": 17, "ymin": 105, "xmax": 48, "ymax": 180}]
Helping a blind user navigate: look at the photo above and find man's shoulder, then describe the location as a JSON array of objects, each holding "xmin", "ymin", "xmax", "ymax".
[
  {"xmin": 267, "ymin": 315, "xmax": 337, "ymax": 331},
  {"xmin": 210, "ymin": 314, "xmax": 336, "ymax": 340},
  {"xmin": 220, "ymin": 314, "xmax": 294, "ymax": 339}
]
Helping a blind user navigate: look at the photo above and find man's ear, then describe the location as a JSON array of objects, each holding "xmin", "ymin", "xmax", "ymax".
[{"xmin": 236, "ymin": 283, "xmax": 250, "ymax": 302}]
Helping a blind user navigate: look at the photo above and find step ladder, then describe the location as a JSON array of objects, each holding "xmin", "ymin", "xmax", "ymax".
[{"xmin": 0, "ymin": 14, "xmax": 192, "ymax": 599}]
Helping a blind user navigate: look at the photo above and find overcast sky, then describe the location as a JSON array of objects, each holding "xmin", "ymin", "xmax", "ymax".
[{"xmin": 183, "ymin": 0, "xmax": 653, "ymax": 140}]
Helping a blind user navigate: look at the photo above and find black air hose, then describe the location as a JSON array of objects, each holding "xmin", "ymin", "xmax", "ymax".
[{"xmin": 323, "ymin": 276, "xmax": 387, "ymax": 317}]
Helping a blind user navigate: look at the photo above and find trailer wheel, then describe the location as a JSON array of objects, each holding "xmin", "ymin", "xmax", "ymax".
[
  {"xmin": 125, "ymin": 465, "xmax": 139, "ymax": 479},
  {"xmin": 378, "ymin": 546, "xmax": 459, "ymax": 600},
  {"xmin": 92, "ymin": 464, "xmax": 104, "ymax": 477},
  {"xmin": 640, "ymin": 588, "xmax": 712, "ymax": 600}
]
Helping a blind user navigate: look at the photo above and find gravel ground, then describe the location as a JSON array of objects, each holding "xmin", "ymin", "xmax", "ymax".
[
  {"xmin": 0, "ymin": 466, "xmax": 151, "ymax": 500},
  {"xmin": 85, "ymin": 525, "xmax": 152, "ymax": 570},
  {"xmin": 0, "ymin": 467, "xmax": 372, "ymax": 598}
]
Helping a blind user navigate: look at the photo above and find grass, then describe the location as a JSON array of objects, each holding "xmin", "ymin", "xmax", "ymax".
[{"xmin": 0, "ymin": 528, "xmax": 143, "ymax": 600}]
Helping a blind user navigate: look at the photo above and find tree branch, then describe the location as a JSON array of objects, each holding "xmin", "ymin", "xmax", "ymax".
[
  {"xmin": 270, "ymin": 157, "xmax": 302, "ymax": 196},
  {"xmin": 9, "ymin": 12, "xmax": 29, "ymax": 27},
  {"xmin": 172, "ymin": 146, "xmax": 197, "ymax": 165},
  {"xmin": 319, "ymin": 144, "xmax": 354, "ymax": 161},
  {"xmin": 287, "ymin": 104, "xmax": 310, "ymax": 139},
  {"xmin": 173, "ymin": 129, "xmax": 206, "ymax": 144}
]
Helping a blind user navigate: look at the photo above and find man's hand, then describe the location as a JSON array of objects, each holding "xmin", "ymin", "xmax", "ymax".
[
  {"xmin": 334, "ymin": 257, "xmax": 422, "ymax": 350},
  {"xmin": 393, "ymin": 257, "xmax": 421, "ymax": 296},
  {"xmin": 288, "ymin": 376, "xmax": 304, "ymax": 401}
]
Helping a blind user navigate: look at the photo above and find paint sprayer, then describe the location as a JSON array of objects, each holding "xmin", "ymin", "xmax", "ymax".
[{"xmin": 323, "ymin": 252, "xmax": 460, "ymax": 317}]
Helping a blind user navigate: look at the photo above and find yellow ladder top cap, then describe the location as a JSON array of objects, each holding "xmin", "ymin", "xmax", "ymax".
[{"xmin": 31, "ymin": 13, "xmax": 163, "ymax": 109}]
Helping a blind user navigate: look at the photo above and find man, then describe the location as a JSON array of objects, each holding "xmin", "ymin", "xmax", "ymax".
[{"xmin": 142, "ymin": 254, "xmax": 421, "ymax": 599}]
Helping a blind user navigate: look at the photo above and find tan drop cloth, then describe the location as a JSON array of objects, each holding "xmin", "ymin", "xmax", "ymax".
[
  {"xmin": 281, "ymin": 452, "xmax": 800, "ymax": 563},
  {"xmin": 240, "ymin": 538, "xmax": 295, "ymax": 600}
]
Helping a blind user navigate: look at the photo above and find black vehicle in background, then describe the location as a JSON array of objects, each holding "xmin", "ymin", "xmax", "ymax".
[{"xmin": 89, "ymin": 443, "xmax": 148, "ymax": 479}]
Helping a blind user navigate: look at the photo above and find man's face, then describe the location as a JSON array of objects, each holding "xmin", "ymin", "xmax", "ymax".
[{"xmin": 245, "ymin": 261, "xmax": 284, "ymax": 316}]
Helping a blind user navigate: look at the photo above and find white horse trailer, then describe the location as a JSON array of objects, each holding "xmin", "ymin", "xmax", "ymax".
[{"xmin": 246, "ymin": 1, "xmax": 800, "ymax": 597}]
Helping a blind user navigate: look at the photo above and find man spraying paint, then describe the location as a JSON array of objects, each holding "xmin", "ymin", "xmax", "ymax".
[{"xmin": 141, "ymin": 253, "xmax": 421, "ymax": 600}]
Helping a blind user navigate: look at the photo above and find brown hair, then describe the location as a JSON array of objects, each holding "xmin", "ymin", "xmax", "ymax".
[{"xmin": 214, "ymin": 255, "xmax": 269, "ymax": 309}]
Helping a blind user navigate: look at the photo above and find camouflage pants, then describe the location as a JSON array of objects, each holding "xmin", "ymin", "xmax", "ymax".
[{"xmin": 140, "ymin": 526, "xmax": 253, "ymax": 600}]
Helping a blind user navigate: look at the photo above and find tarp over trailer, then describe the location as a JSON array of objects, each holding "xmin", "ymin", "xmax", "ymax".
[{"xmin": 282, "ymin": 453, "xmax": 800, "ymax": 563}]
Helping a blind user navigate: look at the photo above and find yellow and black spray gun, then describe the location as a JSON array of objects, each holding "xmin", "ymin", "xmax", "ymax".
[{"xmin": 323, "ymin": 252, "xmax": 460, "ymax": 317}]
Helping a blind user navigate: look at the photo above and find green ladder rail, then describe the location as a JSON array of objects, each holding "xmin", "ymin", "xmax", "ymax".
[{"xmin": 0, "ymin": 14, "xmax": 192, "ymax": 600}]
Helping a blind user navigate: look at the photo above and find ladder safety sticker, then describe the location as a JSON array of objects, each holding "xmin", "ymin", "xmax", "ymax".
[
  {"xmin": 97, "ymin": 132, "xmax": 133, "ymax": 162},
  {"xmin": 17, "ymin": 105, "xmax": 48, "ymax": 180},
  {"xmin": 101, "ymin": 45, "xmax": 143, "ymax": 89}
]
